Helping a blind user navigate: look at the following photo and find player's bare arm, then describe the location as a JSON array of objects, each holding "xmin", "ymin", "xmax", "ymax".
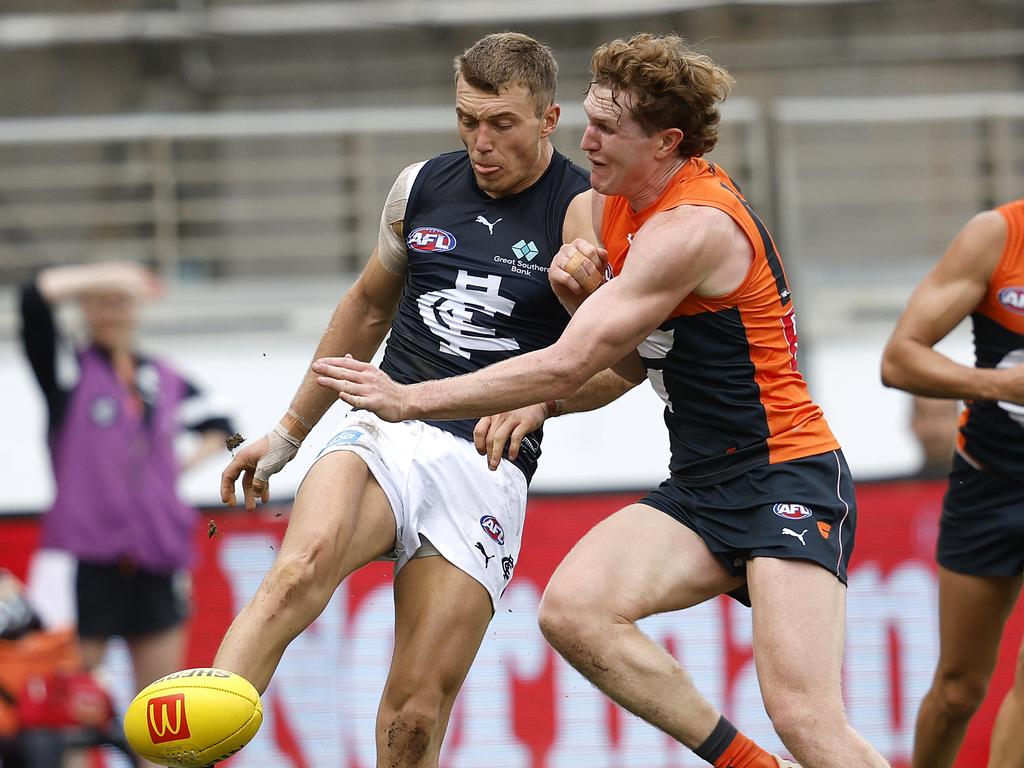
[
  {"xmin": 882, "ymin": 210, "xmax": 1024, "ymax": 404},
  {"xmin": 474, "ymin": 359, "xmax": 643, "ymax": 470},
  {"xmin": 314, "ymin": 204, "xmax": 745, "ymax": 421},
  {"xmin": 221, "ymin": 159, "xmax": 424, "ymax": 509},
  {"xmin": 549, "ymin": 190, "xmax": 608, "ymax": 310},
  {"xmin": 221, "ymin": 249, "xmax": 406, "ymax": 510}
]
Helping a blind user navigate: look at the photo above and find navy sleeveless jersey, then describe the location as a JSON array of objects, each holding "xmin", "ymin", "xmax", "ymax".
[{"xmin": 380, "ymin": 149, "xmax": 590, "ymax": 482}]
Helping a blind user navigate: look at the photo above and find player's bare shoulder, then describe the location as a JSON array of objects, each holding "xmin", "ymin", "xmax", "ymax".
[
  {"xmin": 937, "ymin": 208, "xmax": 1007, "ymax": 282},
  {"xmin": 962, "ymin": 208, "xmax": 1008, "ymax": 256},
  {"xmin": 641, "ymin": 204, "xmax": 743, "ymax": 248},
  {"xmin": 633, "ymin": 204, "xmax": 752, "ymax": 296}
]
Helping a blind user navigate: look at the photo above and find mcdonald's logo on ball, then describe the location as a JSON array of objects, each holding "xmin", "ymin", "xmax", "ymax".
[
  {"xmin": 147, "ymin": 693, "xmax": 191, "ymax": 743},
  {"xmin": 124, "ymin": 668, "xmax": 262, "ymax": 767}
]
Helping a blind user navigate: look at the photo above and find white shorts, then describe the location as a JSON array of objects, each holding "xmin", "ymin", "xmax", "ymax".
[{"xmin": 314, "ymin": 410, "xmax": 529, "ymax": 609}]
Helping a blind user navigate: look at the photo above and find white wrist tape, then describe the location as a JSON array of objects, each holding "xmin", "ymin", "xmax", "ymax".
[{"xmin": 253, "ymin": 425, "xmax": 302, "ymax": 485}]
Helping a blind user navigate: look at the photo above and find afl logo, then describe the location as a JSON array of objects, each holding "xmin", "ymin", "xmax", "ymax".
[
  {"xmin": 408, "ymin": 227, "xmax": 457, "ymax": 253},
  {"xmin": 479, "ymin": 515, "xmax": 505, "ymax": 545},
  {"xmin": 998, "ymin": 286, "xmax": 1024, "ymax": 315},
  {"xmin": 773, "ymin": 503, "xmax": 812, "ymax": 520}
]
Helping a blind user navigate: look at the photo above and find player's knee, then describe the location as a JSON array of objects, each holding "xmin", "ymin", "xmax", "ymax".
[
  {"xmin": 378, "ymin": 709, "xmax": 434, "ymax": 766},
  {"xmin": 377, "ymin": 689, "xmax": 442, "ymax": 764},
  {"xmin": 932, "ymin": 672, "xmax": 989, "ymax": 719},
  {"xmin": 538, "ymin": 589, "xmax": 575, "ymax": 646},
  {"xmin": 765, "ymin": 695, "xmax": 844, "ymax": 750},
  {"xmin": 262, "ymin": 546, "xmax": 332, "ymax": 609},
  {"xmin": 537, "ymin": 587, "xmax": 604, "ymax": 657}
]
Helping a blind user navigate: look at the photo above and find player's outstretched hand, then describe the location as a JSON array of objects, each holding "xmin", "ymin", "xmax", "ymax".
[
  {"xmin": 474, "ymin": 404, "xmax": 548, "ymax": 471},
  {"xmin": 220, "ymin": 427, "xmax": 301, "ymax": 511},
  {"xmin": 549, "ymin": 238, "xmax": 607, "ymax": 313},
  {"xmin": 313, "ymin": 355, "xmax": 408, "ymax": 422}
]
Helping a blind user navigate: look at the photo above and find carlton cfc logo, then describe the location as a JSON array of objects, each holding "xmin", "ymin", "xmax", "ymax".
[
  {"xmin": 480, "ymin": 515, "xmax": 505, "ymax": 545},
  {"xmin": 773, "ymin": 503, "xmax": 812, "ymax": 520},
  {"xmin": 147, "ymin": 693, "xmax": 190, "ymax": 744},
  {"xmin": 407, "ymin": 227, "xmax": 457, "ymax": 253}
]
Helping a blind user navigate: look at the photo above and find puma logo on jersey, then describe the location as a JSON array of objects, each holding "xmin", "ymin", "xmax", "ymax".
[
  {"xmin": 475, "ymin": 542, "xmax": 494, "ymax": 567},
  {"xmin": 475, "ymin": 215, "xmax": 502, "ymax": 235},
  {"xmin": 782, "ymin": 528, "xmax": 808, "ymax": 546}
]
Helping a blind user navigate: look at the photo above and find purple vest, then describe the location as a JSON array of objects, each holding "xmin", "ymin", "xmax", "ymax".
[{"xmin": 42, "ymin": 346, "xmax": 197, "ymax": 573}]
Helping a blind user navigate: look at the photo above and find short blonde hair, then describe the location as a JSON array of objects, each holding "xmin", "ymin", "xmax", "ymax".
[
  {"xmin": 590, "ymin": 33, "xmax": 734, "ymax": 158},
  {"xmin": 454, "ymin": 32, "xmax": 558, "ymax": 117}
]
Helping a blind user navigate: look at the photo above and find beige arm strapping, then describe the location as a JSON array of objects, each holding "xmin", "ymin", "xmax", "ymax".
[{"xmin": 377, "ymin": 160, "xmax": 426, "ymax": 275}]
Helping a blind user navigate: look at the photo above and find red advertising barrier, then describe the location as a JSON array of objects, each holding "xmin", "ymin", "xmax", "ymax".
[{"xmin": 2, "ymin": 480, "xmax": 1021, "ymax": 767}]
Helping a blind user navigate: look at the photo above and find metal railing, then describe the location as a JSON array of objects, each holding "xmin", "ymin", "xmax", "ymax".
[
  {"xmin": 2, "ymin": 92, "xmax": 1023, "ymax": 338},
  {"xmin": 0, "ymin": 100, "xmax": 765, "ymax": 283}
]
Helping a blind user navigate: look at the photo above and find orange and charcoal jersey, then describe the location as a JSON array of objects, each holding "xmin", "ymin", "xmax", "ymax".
[
  {"xmin": 602, "ymin": 157, "xmax": 839, "ymax": 486},
  {"xmin": 957, "ymin": 198, "xmax": 1024, "ymax": 479}
]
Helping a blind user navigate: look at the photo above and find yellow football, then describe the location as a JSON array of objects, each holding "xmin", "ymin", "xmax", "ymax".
[{"xmin": 124, "ymin": 668, "xmax": 262, "ymax": 767}]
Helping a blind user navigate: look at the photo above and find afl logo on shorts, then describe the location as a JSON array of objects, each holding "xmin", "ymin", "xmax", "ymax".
[
  {"xmin": 773, "ymin": 503, "xmax": 812, "ymax": 520},
  {"xmin": 408, "ymin": 227, "xmax": 457, "ymax": 253},
  {"xmin": 998, "ymin": 286, "xmax": 1024, "ymax": 315},
  {"xmin": 479, "ymin": 515, "xmax": 505, "ymax": 545}
]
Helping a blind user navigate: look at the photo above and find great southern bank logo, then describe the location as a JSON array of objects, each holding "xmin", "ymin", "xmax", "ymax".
[
  {"xmin": 511, "ymin": 239, "xmax": 539, "ymax": 262},
  {"xmin": 408, "ymin": 227, "xmax": 457, "ymax": 253}
]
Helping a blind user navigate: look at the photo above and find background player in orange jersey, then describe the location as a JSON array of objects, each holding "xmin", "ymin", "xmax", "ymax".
[
  {"xmin": 882, "ymin": 201, "xmax": 1024, "ymax": 768},
  {"xmin": 315, "ymin": 33, "xmax": 890, "ymax": 768}
]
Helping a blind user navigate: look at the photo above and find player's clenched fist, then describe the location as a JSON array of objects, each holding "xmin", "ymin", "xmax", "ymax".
[{"xmin": 549, "ymin": 238, "xmax": 607, "ymax": 312}]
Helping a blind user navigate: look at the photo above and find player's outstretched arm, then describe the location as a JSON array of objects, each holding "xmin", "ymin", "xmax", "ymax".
[
  {"xmin": 221, "ymin": 251, "xmax": 406, "ymax": 510},
  {"xmin": 882, "ymin": 210, "xmax": 1024, "ymax": 404},
  {"xmin": 316, "ymin": 205, "xmax": 724, "ymax": 422},
  {"xmin": 473, "ymin": 359, "xmax": 643, "ymax": 470},
  {"xmin": 222, "ymin": 164, "xmax": 420, "ymax": 508}
]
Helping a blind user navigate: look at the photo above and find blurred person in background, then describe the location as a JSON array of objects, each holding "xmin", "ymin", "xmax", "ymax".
[
  {"xmin": 316, "ymin": 32, "xmax": 890, "ymax": 768},
  {"xmin": 18, "ymin": 260, "xmax": 233, "ymax": 765},
  {"xmin": 212, "ymin": 32, "xmax": 628, "ymax": 767},
  {"xmin": 882, "ymin": 200, "xmax": 1024, "ymax": 768},
  {"xmin": 908, "ymin": 394, "xmax": 959, "ymax": 480}
]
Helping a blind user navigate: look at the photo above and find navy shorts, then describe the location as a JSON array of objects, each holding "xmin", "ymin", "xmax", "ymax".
[
  {"xmin": 76, "ymin": 560, "xmax": 191, "ymax": 640},
  {"xmin": 642, "ymin": 449, "xmax": 857, "ymax": 605},
  {"xmin": 938, "ymin": 454, "xmax": 1024, "ymax": 578}
]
